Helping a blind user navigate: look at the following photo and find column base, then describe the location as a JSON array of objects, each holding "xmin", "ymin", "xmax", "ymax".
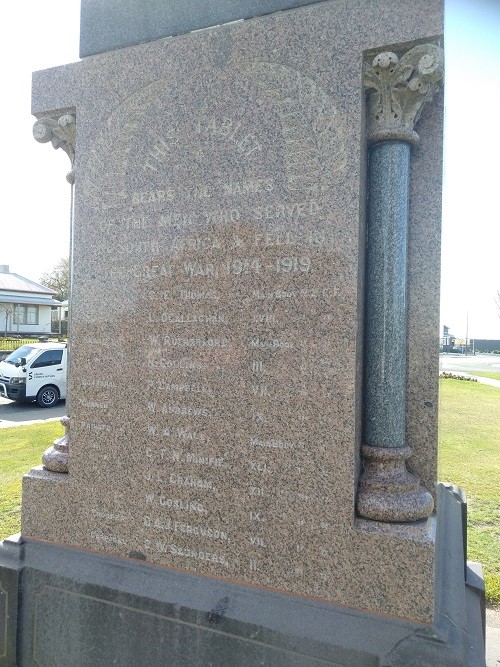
[
  {"xmin": 357, "ymin": 444, "xmax": 434, "ymax": 522},
  {"xmin": 42, "ymin": 415, "xmax": 70, "ymax": 473}
]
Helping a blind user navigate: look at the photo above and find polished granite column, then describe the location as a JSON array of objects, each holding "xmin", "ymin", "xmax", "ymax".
[{"xmin": 357, "ymin": 45, "xmax": 444, "ymax": 522}]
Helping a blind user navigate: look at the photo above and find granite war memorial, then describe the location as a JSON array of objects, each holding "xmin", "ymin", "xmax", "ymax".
[{"xmin": 0, "ymin": 1, "xmax": 486, "ymax": 664}]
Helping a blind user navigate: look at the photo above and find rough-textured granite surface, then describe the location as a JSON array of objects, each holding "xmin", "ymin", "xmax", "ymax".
[{"xmin": 25, "ymin": 0, "xmax": 444, "ymax": 623}]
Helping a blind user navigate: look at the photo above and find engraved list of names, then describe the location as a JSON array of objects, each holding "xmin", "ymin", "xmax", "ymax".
[{"xmin": 72, "ymin": 59, "xmax": 357, "ymax": 600}]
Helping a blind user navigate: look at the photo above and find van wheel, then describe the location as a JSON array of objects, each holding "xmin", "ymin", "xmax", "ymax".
[{"xmin": 36, "ymin": 386, "xmax": 60, "ymax": 408}]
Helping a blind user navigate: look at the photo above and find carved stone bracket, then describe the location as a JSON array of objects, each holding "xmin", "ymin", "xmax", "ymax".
[
  {"xmin": 42, "ymin": 416, "xmax": 70, "ymax": 473},
  {"xmin": 365, "ymin": 43, "xmax": 444, "ymax": 145},
  {"xmin": 33, "ymin": 113, "xmax": 76, "ymax": 184}
]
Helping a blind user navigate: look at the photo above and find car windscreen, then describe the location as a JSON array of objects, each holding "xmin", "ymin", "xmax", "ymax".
[{"xmin": 3, "ymin": 346, "xmax": 38, "ymax": 365}]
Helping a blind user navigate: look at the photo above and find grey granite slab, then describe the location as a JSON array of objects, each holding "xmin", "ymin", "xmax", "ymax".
[{"xmin": 80, "ymin": 0, "xmax": 329, "ymax": 57}]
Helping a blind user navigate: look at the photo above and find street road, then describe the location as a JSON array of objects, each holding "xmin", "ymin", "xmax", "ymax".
[
  {"xmin": 0, "ymin": 396, "xmax": 66, "ymax": 428},
  {"xmin": 439, "ymin": 353, "xmax": 500, "ymax": 375}
]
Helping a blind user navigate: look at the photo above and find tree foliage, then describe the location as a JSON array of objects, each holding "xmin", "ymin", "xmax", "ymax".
[{"xmin": 40, "ymin": 258, "xmax": 70, "ymax": 302}]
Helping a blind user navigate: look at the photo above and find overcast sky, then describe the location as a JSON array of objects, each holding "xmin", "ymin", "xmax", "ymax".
[{"xmin": 1, "ymin": 1, "xmax": 499, "ymax": 339}]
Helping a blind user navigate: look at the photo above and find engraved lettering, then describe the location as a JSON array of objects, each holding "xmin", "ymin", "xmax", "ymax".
[
  {"xmin": 147, "ymin": 403, "xmax": 211, "ymax": 418},
  {"xmin": 222, "ymin": 178, "xmax": 274, "ymax": 196},
  {"xmin": 249, "ymin": 338, "xmax": 293, "ymax": 349},
  {"xmin": 91, "ymin": 509, "xmax": 127, "ymax": 522},
  {"xmin": 252, "ymin": 314, "xmax": 275, "ymax": 325},
  {"xmin": 250, "ymin": 461, "xmax": 268, "ymax": 473},
  {"xmin": 133, "ymin": 263, "xmax": 173, "ymax": 279},
  {"xmin": 158, "ymin": 212, "xmax": 194, "ymax": 228},
  {"xmin": 236, "ymin": 133, "xmax": 261, "ymax": 156},
  {"xmin": 150, "ymin": 381, "xmax": 211, "ymax": 395},
  {"xmin": 169, "ymin": 473, "xmax": 214, "ymax": 490},
  {"xmin": 152, "ymin": 312, "xmax": 225, "ymax": 324},
  {"xmin": 275, "ymin": 257, "xmax": 311, "ymax": 273},
  {"xmin": 249, "ymin": 559, "xmax": 259, "ymax": 571},
  {"xmin": 170, "ymin": 544, "xmax": 228, "ymax": 565},
  {"xmin": 204, "ymin": 208, "xmax": 240, "ymax": 224},
  {"xmin": 144, "ymin": 516, "xmax": 229, "ymax": 541},
  {"xmin": 81, "ymin": 380, "xmax": 116, "ymax": 389},
  {"xmin": 79, "ymin": 422, "xmax": 111, "ymax": 432},
  {"xmin": 249, "ymin": 536, "xmax": 266, "ymax": 547},
  {"xmin": 90, "ymin": 531, "xmax": 126, "ymax": 545},
  {"xmin": 226, "ymin": 258, "xmax": 261, "ymax": 275},
  {"xmin": 183, "ymin": 261, "xmax": 217, "ymax": 278},
  {"xmin": 179, "ymin": 289, "xmax": 219, "ymax": 301},
  {"xmin": 250, "ymin": 438, "xmax": 300, "ymax": 450},
  {"xmin": 131, "ymin": 189, "xmax": 174, "ymax": 205},
  {"xmin": 156, "ymin": 496, "xmax": 206, "ymax": 513},
  {"xmin": 185, "ymin": 452, "xmax": 225, "ymax": 467},
  {"xmin": 143, "ymin": 137, "xmax": 177, "ymax": 172},
  {"xmin": 152, "ymin": 357, "xmax": 205, "ymax": 371},
  {"xmin": 251, "ymin": 385, "xmax": 269, "ymax": 397},
  {"xmin": 79, "ymin": 399, "xmax": 108, "ymax": 409}
]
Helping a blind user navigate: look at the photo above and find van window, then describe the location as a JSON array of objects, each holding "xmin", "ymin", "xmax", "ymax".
[
  {"xmin": 31, "ymin": 350, "xmax": 63, "ymax": 368},
  {"xmin": 4, "ymin": 346, "xmax": 38, "ymax": 365}
]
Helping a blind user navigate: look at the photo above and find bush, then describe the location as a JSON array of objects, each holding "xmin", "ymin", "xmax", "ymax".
[{"xmin": 440, "ymin": 372, "xmax": 477, "ymax": 382}]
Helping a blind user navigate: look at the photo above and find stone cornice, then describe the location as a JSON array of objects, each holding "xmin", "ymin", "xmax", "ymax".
[
  {"xmin": 364, "ymin": 43, "xmax": 444, "ymax": 145},
  {"xmin": 33, "ymin": 113, "xmax": 76, "ymax": 184}
]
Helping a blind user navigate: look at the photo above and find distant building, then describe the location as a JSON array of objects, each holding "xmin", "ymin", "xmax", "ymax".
[
  {"xmin": 440, "ymin": 325, "xmax": 455, "ymax": 353},
  {"xmin": 0, "ymin": 265, "xmax": 61, "ymax": 336},
  {"xmin": 472, "ymin": 339, "xmax": 500, "ymax": 353}
]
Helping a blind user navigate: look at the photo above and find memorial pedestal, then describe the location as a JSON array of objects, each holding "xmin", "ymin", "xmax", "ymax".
[
  {"xmin": 0, "ymin": 485, "xmax": 485, "ymax": 666},
  {"xmin": 0, "ymin": 0, "xmax": 486, "ymax": 664}
]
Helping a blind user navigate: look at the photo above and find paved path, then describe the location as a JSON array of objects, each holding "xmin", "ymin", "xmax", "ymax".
[
  {"xmin": 0, "ymin": 396, "xmax": 66, "ymax": 428},
  {"xmin": 487, "ymin": 607, "xmax": 500, "ymax": 667}
]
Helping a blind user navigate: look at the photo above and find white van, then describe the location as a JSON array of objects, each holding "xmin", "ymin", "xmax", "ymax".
[{"xmin": 0, "ymin": 342, "xmax": 67, "ymax": 407}]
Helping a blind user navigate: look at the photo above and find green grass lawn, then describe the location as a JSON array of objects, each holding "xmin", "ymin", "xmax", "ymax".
[
  {"xmin": 438, "ymin": 378, "xmax": 500, "ymax": 604},
  {"xmin": 1, "ymin": 381, "xmax": 499, "ymax": 604},
  {"xmin": 0, "ymin": 422, "xmax": 63, "ymax": 538}
]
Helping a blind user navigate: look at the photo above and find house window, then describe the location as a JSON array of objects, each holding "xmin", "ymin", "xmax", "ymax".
[{"xmin": 13, "ymin": 305, "xmax": 39, "ymax": 325}]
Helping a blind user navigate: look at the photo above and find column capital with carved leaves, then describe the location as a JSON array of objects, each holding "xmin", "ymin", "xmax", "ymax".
[{"xmin": 365, "ymin": 43, "xmax": 444, "ymax": 145}]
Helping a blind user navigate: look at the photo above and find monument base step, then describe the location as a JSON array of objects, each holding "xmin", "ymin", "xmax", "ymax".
[{"xmin": 0, "ymin": 485, "xmax": 485, "ymax": 666}]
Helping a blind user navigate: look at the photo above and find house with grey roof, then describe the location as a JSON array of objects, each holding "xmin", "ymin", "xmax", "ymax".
[{"xmin": 0, "ymin": 265, "xmax": 62, "ymax": 336}]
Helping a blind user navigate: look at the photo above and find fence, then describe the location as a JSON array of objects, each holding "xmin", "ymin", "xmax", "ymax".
[{"xmin": 0, "ymin": 337, "xmax": 66, "ymax": 351}]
